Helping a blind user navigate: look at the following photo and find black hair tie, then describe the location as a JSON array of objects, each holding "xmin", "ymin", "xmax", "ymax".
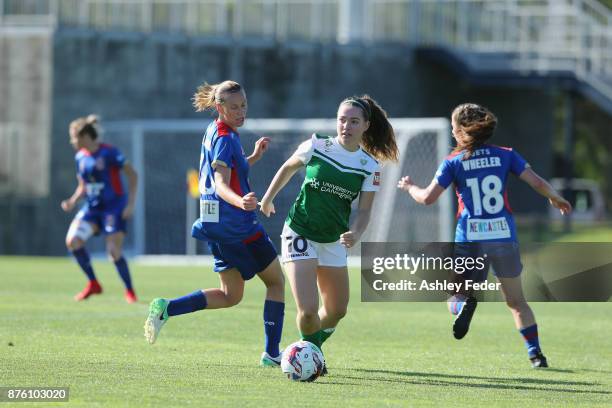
[{"xmin": 345, "ymin": 98, "xmax": 371, "ymax": 120}]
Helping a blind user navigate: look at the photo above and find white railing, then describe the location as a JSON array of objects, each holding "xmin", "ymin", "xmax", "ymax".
[{"xmin": 1, "ymin": 0, "xmax": 611, "ymax": 103}]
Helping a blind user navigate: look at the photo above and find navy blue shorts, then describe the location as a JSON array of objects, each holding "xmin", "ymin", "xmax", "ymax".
[
  {"xmin": 77, "ymin": 204, "xmax": 127, "ymax": 235},
  {"xmin": 454, "ymin": 242, "xmax": 523, "ymax": 282},
  {"xmin": 208, "ymin": 229, "xmax": 278, "ymax": 281}
]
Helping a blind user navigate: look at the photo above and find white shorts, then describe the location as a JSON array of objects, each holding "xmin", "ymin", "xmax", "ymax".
[{"xmin": 280, "ymin": 224, "xmax": 347, "ymax": 267}]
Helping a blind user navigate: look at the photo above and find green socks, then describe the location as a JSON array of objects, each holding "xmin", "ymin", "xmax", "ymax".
[
  {"xmin": 301, "ymin": 331, "xmax": 322, "ymax": 348},
  {"xmin": 319, "ymin": 327, "xmax": 335, "ymax": 344},
  {"xmin": 301, "ymin": 327, "xmax": 336, "ymax": 348}
]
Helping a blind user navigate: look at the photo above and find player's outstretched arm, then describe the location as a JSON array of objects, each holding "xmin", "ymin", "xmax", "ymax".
[
  {"xmin": 214, "ymin": 165, "xmax": 258, "ymax": 211},
  {"xmin": 60, "ymin": 176, "xmax": 85, "ymax": 212},
  {"xmin": 397, "ymin": 176, "xmax": 445, "ymax": 206},
  {"xmin": 519, "ymin": 168, "xmax": 572, "ymax": 215},
  {"xmin": 260, "ymin": 156, "xmax": 304, "ymax": 217},
  {"xmin": 122, "ymin": 162, "xmax": 138, "ymax": 219},
  {"xmin": 247, "ymin": 137, "xmax": 270, "ymax": 166},
  {"xmin": 340, "ymin": 191, "xmax": 375, "ymax": 248}
]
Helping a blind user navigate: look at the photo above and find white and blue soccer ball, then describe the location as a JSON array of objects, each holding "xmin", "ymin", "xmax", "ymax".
[{"xmin": 281, "ymin": 340, "xmax": 325, "ymax": 382}]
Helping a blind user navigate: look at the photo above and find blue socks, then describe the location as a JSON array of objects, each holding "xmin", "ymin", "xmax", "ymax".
[
  {"xmin": 113, "ymin": 257, "xmax": 133, "ymax": 290},
  {"xmin": 520, "ymin": 324, "xmax": 541, "ymax": 357},
  {"xmin": 164, "ymin": 294, "xmax": 283, "ymax": 357},
  {"xmin": 167, "ymin": 290, "xmax": 208, "ymax": 317},
  {"xmin": 263, "ymin": 300, "xmax": 285, "ymax": 357},
  {"xmin": 72, "ymin": 248, "xmax": 96, "ymax": 281},
  {"xmin": 72, "ymin": 249, "xmax": 134, "ymax": 292}
]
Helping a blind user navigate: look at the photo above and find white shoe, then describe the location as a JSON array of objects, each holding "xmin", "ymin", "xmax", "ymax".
[
  {"xmin": 260, "ymin": 349, "xmax": 283, "ymax": 367},
  {"xmin": 144, "ymin": 298, "xmax": 169, "ymax": 344}
]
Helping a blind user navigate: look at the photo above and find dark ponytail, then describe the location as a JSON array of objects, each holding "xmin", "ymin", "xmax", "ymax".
[
  {"xmin": 341, "ymin": 95, "xmax": 398, "ymax": 162},
  {"xmin": 451, "ymin": 103, "xmax": 497, "ymax": 160}
]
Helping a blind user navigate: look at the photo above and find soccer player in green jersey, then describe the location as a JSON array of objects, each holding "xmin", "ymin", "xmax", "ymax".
[{"xmin": 260, "ymin": 96, "xmax": 399, "ymax": 372}]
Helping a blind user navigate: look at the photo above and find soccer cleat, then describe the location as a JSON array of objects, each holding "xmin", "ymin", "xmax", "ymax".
[
  {"xmin": 530, "ymin": 352, "xmax": 549, "ymax": 368},
  {"xmin": 452, "ymin": 296, "xmax": 477, "ymax": 339},
  {"xmin": 320, "ymin": 365, "xmax": 328, "ymax": 377},
  {"xmin": 144, "ymin": 298, "xmax": 169, "ymax": 344},
  {"xmin": 124, "ymin": 289, "xmax": 138, "ymax": 304},
  {"xmin": 74, "ymin": 280, "xmax": 102, "ymax": 301},
  {"xmin": 260, "ymin": 350, "xmax": 283, "ymax": 367}
]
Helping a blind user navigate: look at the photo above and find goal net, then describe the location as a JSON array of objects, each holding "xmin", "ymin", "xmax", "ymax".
[{"xmin": 102, "ymin": 117, "xmax": 453, "ymax": 255}]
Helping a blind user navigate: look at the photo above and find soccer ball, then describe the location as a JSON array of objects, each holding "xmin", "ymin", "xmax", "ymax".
[{"xmin": 281, "ymin": 340, "xmax": 325, "ymax": 382}]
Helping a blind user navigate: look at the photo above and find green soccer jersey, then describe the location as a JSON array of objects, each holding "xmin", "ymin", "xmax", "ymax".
[{"xmin": 286, "ymin": 133, "xmax": 381, "ymax": 243}]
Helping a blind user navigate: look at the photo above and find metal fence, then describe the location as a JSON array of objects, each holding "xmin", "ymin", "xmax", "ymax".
[{"xmin": 1, "ymin": 0, "xmax": 610, "ymax": 100}]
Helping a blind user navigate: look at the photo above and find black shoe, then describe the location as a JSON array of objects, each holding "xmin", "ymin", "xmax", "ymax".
[
  {"xmin": 530, "ymin": 352, "xmax": 548, "ymax": 368},
  {"xmin": 452, "ymin": 297, "xmax": 477, "ymax": 339},
  {"xmin": 320, "ymin": 365, "xmax": 328, "ymax": 376}
]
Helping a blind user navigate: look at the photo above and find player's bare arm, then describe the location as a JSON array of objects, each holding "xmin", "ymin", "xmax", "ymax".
[
  {"xmin": 61, "ymin": 176, "xmax": 86, "ymax": 212},
  {"xmin": 519, "ymin": 168, "xmax": 572, "ymax": 215},
  {"xmin": 340, "ymin": 191, "xmax": 375, "ymax": 248},
  {"xmin": 247, "ymin": 137, "xmax": 270, "ymax": 166},
  {"xmin": 214, "ymin": 156, "xmax": 258, "ymax": 211},
  {"xmin": 122, "ymin": 162, "xmax": 138, "ymax": 219},
  {"xmin": 397, "ymin": 176, "xmax": 445, "ymax": 205},
  {"xmin": 260, "ymin": 156, "xmax": 304, "ymax": 217}
]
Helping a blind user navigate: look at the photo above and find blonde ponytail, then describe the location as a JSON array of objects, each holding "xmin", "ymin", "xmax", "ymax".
[
  {"xmin": 193, "ymin": 80, "xmax": 243, "ymax": 112},
  {"xmin": 70, "ymin": 114, "xmax": 101, "ymax": 140},
  {"xmin": 85, "ymin": 114, "xmax": 99, "ymax": 126}
]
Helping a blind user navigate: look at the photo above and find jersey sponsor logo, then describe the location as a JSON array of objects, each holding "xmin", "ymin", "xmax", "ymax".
[
  {"xmin": 85, "ymin": 182, "xmax": 104, "ymax": 197},
  {"xmin": 466, "ymin": 217, "xmax": 511, "ymax": 240},
  {"xmin": 307, "ymin": 177, "xmax": 358, "ymax": 200},
  {"xmin": 373, "ymin": 171, "xmax": 380, "ymax": 186},
  {"xmin": 95, "ymin": 157, "xmax": 105, "ymax": 170},
  {"xmin": 200, "ymin": 199, "xmax": 219, "ymax": 223}
]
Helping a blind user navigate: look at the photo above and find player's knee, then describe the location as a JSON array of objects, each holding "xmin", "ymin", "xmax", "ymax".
[
  {"xmin": 262, "ymin": 263, "xmax": 285, "ymax": 288},
  {"xmin": 276, "ymin": 272, "xmax": 286, "ymax": 289},
  {"xmin": 505, "ymin": 298, "xmax": 527, "ymax": 312},
  {"xmin": 66, "ymin": 237, "xmax": 83, "ymax": 251},
  {"xmin": 330, "ymin": 305, "xmax": 347, "ymax": 321},
  {"xmin": 66, "ymin": 222, "xmax": 94, "ymax": 249},
  {"xmin": 266, "ymin": 273, "xmax": 285, "ymax": 293},
  {"xmin": 225, "ymin": 290, "xmax": 243, "ymax": 307},
  {"xmin": 298, "ymin": 308, "xmax": 318, "ymax": 325},
  {"xmin": 106, "ymin": 247, "xmax": 122, "ymax": 262}
]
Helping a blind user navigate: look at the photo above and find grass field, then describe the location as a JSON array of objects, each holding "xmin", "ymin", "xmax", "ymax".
[
  {"xmin": 517, "ymin": 223, "xmax": 612, "ymax": 243},
  {"xmin": 1, "ymin": 256, "xmax": 611, "ymax": 407}
]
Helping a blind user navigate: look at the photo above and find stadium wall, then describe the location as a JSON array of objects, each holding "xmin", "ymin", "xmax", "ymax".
[
  {"xmin": 0, "ymin": 29, "xmax": 53, "ymax": 254},
  {"xmin": 1, "ymin": 29, "xmax": 554, "ymax": 254}
]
